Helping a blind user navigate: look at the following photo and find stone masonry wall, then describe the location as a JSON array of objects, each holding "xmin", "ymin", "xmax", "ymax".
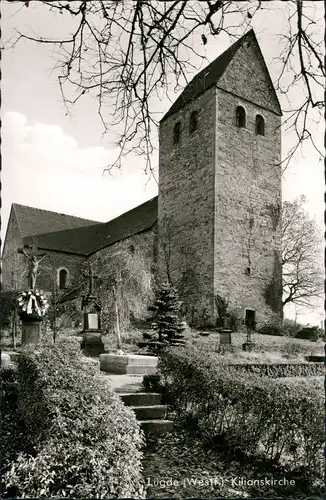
[
  {"xmin": 214, "ymin": 40, "xmax": 282, "ymax": 328},
  {"xmin": 158, "ymin": 87, "xmax": 217, "ymax": 324},
  {"xmin": 158, "ymin": 37, "xmax": 282, "ymax": 327},
  {"xmin": 2, "ymin": 210, "xmax": 85, "ymax": 295},
  {"xmin": 36, "ymin": 252, "xmax": 86, "ymax": 294},
  {"xmin": 1, "ymin": 211, "xmax": 28, "ymax": 291},
  {"xmin": 89, "ymin": 229, "xmax": 156, "ymax": 268}
]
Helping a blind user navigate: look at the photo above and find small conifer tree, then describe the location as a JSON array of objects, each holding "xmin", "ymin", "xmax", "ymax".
[{"xmin": 144, "ymin": 283, "xmax": 185, "ymax": 353}]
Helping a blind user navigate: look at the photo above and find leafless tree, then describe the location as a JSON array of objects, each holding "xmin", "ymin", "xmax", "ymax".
[
  {"xmin": 282, "ymin": 196, "xmax": 323, "ymax": 308},
  {"xmin": 158, "ymin": 214, "xmax": 175, "ymax": 285},
  {"xmin": 5, "ymin": 0, "xmax": 324, "ymax": 172}
]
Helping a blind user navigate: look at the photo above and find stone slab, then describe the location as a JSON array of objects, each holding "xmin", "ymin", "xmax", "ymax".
[
  {"xmin": 100, "ymin": 353, "xmax": 158, "ymax": 366},
  {"xmin": 83, "ymin": 331, "xmax": 103, "ymax": 344},
  {"xmin": 103, "ymin": 374, "xmax": 144, "ymax": 393},
  {"xmin": 100, "ymin": 353, "xmax": 158, "ymax": 374},
  {"xmin": 22, "ymin": 322, "xmax": 41, "ymax": 344}
]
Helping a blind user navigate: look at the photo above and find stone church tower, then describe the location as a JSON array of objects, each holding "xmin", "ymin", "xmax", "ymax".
[{"xmin": 158, "ymin": 30, "xmax": 282, "ymax": 328}]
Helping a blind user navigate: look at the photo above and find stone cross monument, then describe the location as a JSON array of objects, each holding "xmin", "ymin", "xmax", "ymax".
[{"xmin": 18, "ymin": 243, "xmax": 47, "ymax": 290}]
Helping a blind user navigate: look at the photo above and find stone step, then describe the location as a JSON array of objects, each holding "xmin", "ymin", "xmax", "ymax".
[
  {"xmin": 305, "ymin": 355, "xmax": 324, "ymax": 363},
  {"xmin": 130, "ymin": 404, "xmax": 167, "ymax": 420},
  {"xmin": 125, "ymin": 365, "xmax": 157, "ymax": 375},
  {"xmin": 139, "ymin": 419, "xmax": 174, "ymax": 435},
  {"xmin": 119, "ymin": 392, "xmax": 162, "ymax": 406},
  {"xmin": 100, "ymin": 353, "xmax": 158, "ymax": 375}
]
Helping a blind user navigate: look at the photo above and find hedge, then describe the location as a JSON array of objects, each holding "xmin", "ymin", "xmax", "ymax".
[
  {"xmin": 223, "ymin": 362, "xmax": 324, "ymax": 377},
  {"xmin": 158, "ymin": 347, "xmax": 324, "ymax": 483},
  {"xmin": 2, "ymin": 338, "xmax": 145, "ymax": 498}
]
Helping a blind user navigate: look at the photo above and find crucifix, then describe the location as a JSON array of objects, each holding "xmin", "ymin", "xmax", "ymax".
[
  {"xmin": 18, "ymin": 243, "xmax": 47, "ymax": 290},
  {"xmin": 83, "ymin": 262, "xmax": 98, "ymax": 298}
]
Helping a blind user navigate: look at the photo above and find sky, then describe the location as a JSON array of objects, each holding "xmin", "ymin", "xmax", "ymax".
[{"xmin": 1, "ymin": 1, "xmax": 324, "ymax": 325}]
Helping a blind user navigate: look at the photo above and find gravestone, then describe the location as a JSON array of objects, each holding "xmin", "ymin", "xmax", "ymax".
[
  {"xmin": 216, "ymin": 329, "xmax": 234, "ymax": 353},
  {"xmin": 80, "ymin": 263, "xmax": 105, "ymax": 356}
]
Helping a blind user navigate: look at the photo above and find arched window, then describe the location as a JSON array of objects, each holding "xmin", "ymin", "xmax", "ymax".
[
  {"xmin": 236, "ymin": 106, "xmax": 246, "ymax": 128},
  {"xmin": 58, "ymin": 268, "xmax": 68, "ymax": 289},
  {"xmin": 255, "ymin": 114, "xmax": 265, "ymax": 136},
  {"xmin": 173, "ymin": 121, "xmax": 181, "ymax": 144},
  {"xmin": 189, "ymin": 111, "xmax": 198, "ymax": 134}
]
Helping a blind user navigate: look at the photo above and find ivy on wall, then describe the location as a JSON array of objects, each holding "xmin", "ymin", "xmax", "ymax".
[{"xmin": 263, "ymin": 251, "xmax": 282, "ymax": 315}]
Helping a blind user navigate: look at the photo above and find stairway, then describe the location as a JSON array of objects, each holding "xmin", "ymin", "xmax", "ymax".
[
  {"xmin": 104, "ymin": 372, "xmax": 173, "ymax": 435},
  {"xmin": 118, "ymin": 390, "xmax": 173, "ymax": 435}
]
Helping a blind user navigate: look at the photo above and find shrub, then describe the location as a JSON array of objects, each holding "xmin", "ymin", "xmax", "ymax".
[
  {"xmin": 259, "ymin": 324, "xmax": 283, "ymax": 336},
  {"xmin": 282, "ymin": 319, "xmax": 304, "ymax": 337},
  {"xmin": 295, "ymin": 327, "xmax": 320, "ymax": 342},
  {"xmin": 222, "ymin": 362, "xmax": 324, "ymax": 377},
  {"xmin": 144, "ymin": 283, "xmax": 186, "ymax": 354},
  {"xmin": 142, "ymin": 374, "xmax": 164, "ymax": 393},
  {"xmin": 3, "ymin": 339, "xmax": 145, "ymax": 498},
  {"xmin": 0, "ymin": 291, "xmax": 19, "ymax": 324},
  {"xmin": 158, "ymin": 347, "xmax": 324, "ymax": 484}
]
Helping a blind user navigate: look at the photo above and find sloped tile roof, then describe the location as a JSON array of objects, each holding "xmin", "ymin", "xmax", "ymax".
[
  {"xmin": 13, "ymin": 203, "xmax": 100, "ymax": 238},
  {"xmin": 23, "ymin": 197, "xmax": 158, "ymax": 256},
  {"xmin": 161, "ymin": 29, "xmax": 281, "ymax": 121}
]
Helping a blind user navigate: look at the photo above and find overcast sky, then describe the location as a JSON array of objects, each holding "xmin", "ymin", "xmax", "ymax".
[{"xmin": 2, "ymin": 1, "xmax": 324, "ymax": 324}]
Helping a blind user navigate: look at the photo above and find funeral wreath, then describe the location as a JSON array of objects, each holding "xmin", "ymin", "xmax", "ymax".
[{"xmin": 17, "ymin": 290, "xmax": 49, "ymax": 320}]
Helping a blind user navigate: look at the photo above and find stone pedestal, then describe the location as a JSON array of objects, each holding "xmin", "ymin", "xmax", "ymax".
[
  {"xmin": 100, "ymin": 353, "xmax": 158, "ymax": 375},
  {"xmin": 242, "ymin": 341, "xmax": 256, "ymax": 352},
  {"xmin": 22, "ymin": 318, "xmax": 42, "ymax": 345},
  {"xmin": 81, "ymin": 330, "xmax": 105, "ymax": 356}
]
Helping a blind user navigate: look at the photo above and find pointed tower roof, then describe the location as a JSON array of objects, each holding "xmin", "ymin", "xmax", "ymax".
[{"xmin": 161, "ymin": 29, "xmax": 281, "ymax": 121}]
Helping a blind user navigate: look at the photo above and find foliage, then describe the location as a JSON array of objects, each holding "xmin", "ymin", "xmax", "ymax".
[
  {"xmin": 295, "ymin": 326, "xmax": 321, "ymax": 342},
  {"xmin": 259, "ymin": 324, "xmax": 283, "ymax": 336},
  {"xmin": 17, "ymin": 289, "xmax": 49, "ymax": 320},
  {"xmin": 282, "ymin": 196, "xmax": 323, "ymax": 308},
  {"xmin": 263, "ymin": 251, "xmax": 283, "ymax": 315},
  {"xmin": 2, "ymin": 338, "xmax": 145, "ymax": 499},
  {"xmin": 214, "ymin": 294, "xmax": 229, "ymax": 328},
  {"xmin": 0, "ymin": 290, "xmax": 19, "ymax": 325},
  {"xmin": 0, "ymin": 366, "xmax": 34, "ymax": 490},
  {"xmin": 90, "ymin": 239, "xmax": 155, "ymax": 335},
  {"xmin": 158, "ymin": 347, "xmax": 324, "ymax": 486},
  {"xmin": 220, "ymin": 362, "xmax": 324, "ymax": 378},
  {"xmin": 9, "ymin": 2, "xmax": 324, "ymax": 170},
  {"xmin": 282, "ymin": 318, "xmax": 304, "ymax": 337},
  {"xmin": 142, "ymin": 374, "xmax": 164, "ymax": 393},
  {"xmin": 145, "ymin": 283, "xmax": 186, "ymax": 354}
]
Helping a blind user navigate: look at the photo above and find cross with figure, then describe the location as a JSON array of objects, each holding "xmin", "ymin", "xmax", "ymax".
[
  {"xmin": 18, "ymin": 243, "xmax": 47, "ymax": 290},
  {"xmin": 83, "ymin": 262, "xmax": 98, "ymax": 298}
]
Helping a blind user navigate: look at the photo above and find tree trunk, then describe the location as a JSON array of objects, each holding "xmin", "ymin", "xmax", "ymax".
[
  {"xmin": 115, "ymin": 301, "xmax": 122, "ymax": 350},
  {"xmin": 13, "ymin": 310, "xmax": 17, "ymax": 349}
]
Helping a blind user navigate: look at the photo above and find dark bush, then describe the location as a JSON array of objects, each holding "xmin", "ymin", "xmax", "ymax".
[
  {"xmin": 145, "ymin": 283, "xmax": 186, "ymax": 354},
  {"xmin": 142, "ymin": 374, "xmax": 162, "ymax": 393},
  {"xmin": 295, "ymin": 327, "xmax": 320, "ymax": 342},
  {"xmin": 158, "ymin": 347, "xmax": 324, "ymax": 485},
  {"xmin": 281, "ymin": 319, "xmax": 304, "ymax": 337},
  {"xmin": 259, "ymin": 324, "xmax": 283, "ymax": 336},
  {"xmin": 3, "ymin": 338, "xmax": 144, "ymax": 498}
]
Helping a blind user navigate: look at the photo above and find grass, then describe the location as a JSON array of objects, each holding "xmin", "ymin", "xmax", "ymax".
[
  {"xmin": 187, "ymin": 329, "xmax": 324, "ymax": 363},
  {"xmin": 2, "ymin": 324, "xmax": 323, "ymax": 365}
]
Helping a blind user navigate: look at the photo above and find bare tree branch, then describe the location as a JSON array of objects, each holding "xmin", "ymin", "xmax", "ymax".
[
  {"xmin": 4, "ymin": 0, "xmax": 324, "ymax": 172},
  {"xmin": 282, "ymin": 196, "xmax": 324, "ymax": 308}
]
